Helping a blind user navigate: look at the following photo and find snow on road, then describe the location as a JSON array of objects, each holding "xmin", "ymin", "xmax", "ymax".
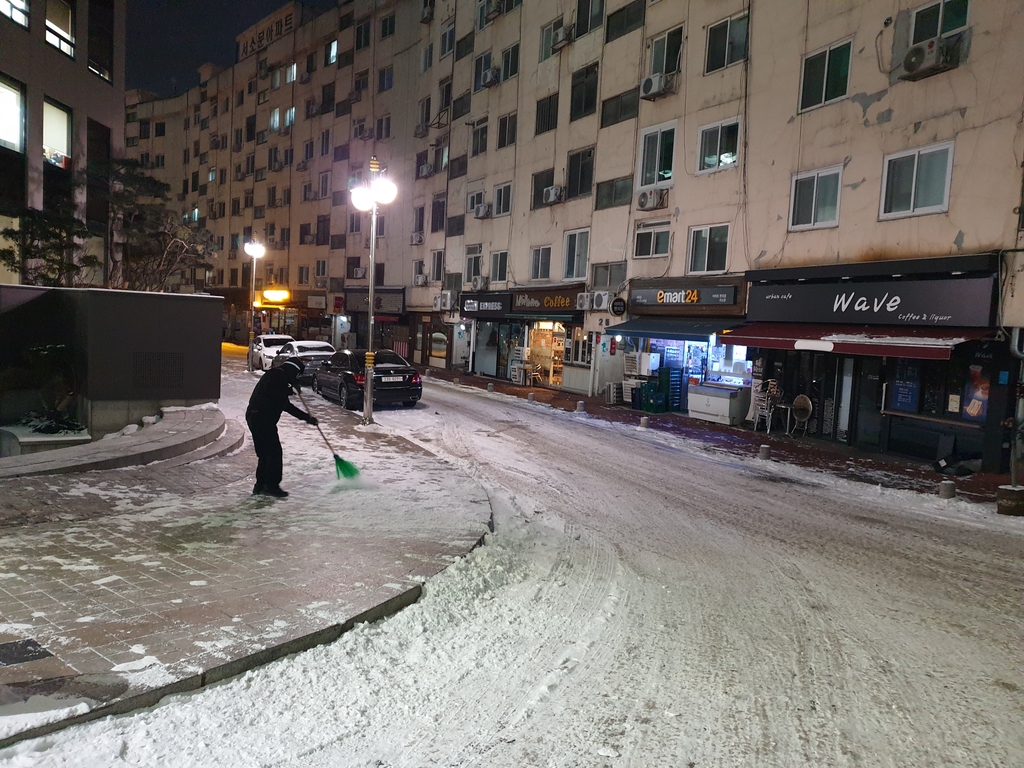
[{"xmin": 2, "ymin": 368, "xmax": 1022, "ymax": 767}]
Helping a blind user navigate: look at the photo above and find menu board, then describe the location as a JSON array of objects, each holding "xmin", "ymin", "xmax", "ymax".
[{"xmin": 891, "ymin": 359, "xmax": 920, "ymax": 413}]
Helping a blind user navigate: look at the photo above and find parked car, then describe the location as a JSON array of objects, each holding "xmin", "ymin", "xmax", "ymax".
[
  {"xmin": 249, "ymin": 334, "xmax": 295, "ymax": 371},
  {"xmin": 270, "ymin": 340, "xmax": 336, "ymax": 384},
  {"xmin": 313, "ymin": 349, "xmax": 422, "ymax": 410}
]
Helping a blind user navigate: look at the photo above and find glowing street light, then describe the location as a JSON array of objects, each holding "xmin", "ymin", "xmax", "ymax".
[
  {"xmin": 244, "ymin": 240, "xmax": 266, "ymax": 371},
  {"xmin": 349, "ymin": 156, "xmax": 397, "ymax": 425}
]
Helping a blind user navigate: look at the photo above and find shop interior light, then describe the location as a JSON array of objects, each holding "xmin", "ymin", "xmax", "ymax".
[
  {"xmin": 615, "ymin": 335, "xmax": 623, "ymax": 342},
  {"xmin": 262, "ymin": 288, "xmax": 290, "ymax": 303}
]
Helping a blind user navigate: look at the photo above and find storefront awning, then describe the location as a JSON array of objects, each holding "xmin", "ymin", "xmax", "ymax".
[
  {"xmin": 605, "ymin": 317, "xmax": 744, "ymax": 341},
  {"xmin": 721, "ymin": 323, "xmax": 994, "ymax": 360}
]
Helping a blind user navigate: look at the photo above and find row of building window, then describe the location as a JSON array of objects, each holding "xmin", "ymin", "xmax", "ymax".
[
  {"xmin": 2, "ymin": 0, "xmax": 116, "ymax": 82},
  {"xmin": 0, "ymin": 75, "xmax": 73, "ymax": 169}
]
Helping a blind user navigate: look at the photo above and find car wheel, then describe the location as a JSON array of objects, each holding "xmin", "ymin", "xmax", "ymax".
[
  {"xmin": 337, "ymin": 383, "xmax": 349, "ymax": 409},
  {"xmin": 312, "ymin": 375, "xmax": 320, "ymax": 395}
]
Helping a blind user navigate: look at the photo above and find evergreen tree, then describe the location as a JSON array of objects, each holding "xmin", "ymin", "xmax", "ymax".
[{"xmin": 0, "ymin": 202, "xmax": 96, "ymax": 287}]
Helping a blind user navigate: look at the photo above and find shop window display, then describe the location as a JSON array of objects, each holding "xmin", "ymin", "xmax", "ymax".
[{"xmin": 528, "ymin": 322, "xmax": 565, "ymax": 386}]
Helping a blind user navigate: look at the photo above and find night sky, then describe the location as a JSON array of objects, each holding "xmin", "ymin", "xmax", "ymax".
[{"xmin": 127, "ymin": 0, "xmax": 336, "ymax": 97}]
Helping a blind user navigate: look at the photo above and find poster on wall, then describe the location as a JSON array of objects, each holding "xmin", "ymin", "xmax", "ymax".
[
  {"xmin": 961, "ymin": 363, "xmax": 990, "ymax": 423},
  {"xmin": 890, "ymin": 359, "xmax": 921, "ymax": 413}
]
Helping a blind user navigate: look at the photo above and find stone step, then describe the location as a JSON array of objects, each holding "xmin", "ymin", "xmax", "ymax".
[{"xmin": 159, "ymin": 419, "xmax": 246, "ymax": 468}]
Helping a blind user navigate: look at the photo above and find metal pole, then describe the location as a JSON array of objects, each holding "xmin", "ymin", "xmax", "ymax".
[
  {"xmin": 247, "ymin": 253, "xmax": 257, "ymax": 371},
  {"xmin": 363, "ymin": 201, "xmax": 377, "ymax": 425}
]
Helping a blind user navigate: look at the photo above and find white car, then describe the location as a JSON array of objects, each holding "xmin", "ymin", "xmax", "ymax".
[
  {"xmin": 270, "ymin": 340, "xmax": 336, "ymax": 384},
  {"xmin": 249, "ymin": 334, "xmax": 295, "ymax": 370}
]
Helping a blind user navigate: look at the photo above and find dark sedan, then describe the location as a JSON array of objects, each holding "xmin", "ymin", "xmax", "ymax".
[
  {"xmin": 270, "ymin": 340, "xmax": 336, "ymax": 385},
  {"xmin": 313, "ymin": 349, "xmax": 422, "ymax": 410}
]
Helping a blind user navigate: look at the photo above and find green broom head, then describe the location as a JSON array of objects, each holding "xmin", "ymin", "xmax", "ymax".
[{"xmin": 335, "ymin": 454, "xmax": 360, "ymax": 479}]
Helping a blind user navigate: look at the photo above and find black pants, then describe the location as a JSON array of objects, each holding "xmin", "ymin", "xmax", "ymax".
[{"xmin": 246, "ymin": 415, "xmax": 283, "ymax": 488}]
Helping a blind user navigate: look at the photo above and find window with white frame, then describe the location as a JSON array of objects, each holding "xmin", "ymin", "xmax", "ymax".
[
  {"xmin": 540, "ymin": 18, "xmax": 563, "ymax": 62},
  {"xmin": 465, "ymin": 244, "xmax": 482, "ymax": 279},
  {"xmin": 491, "ymin": 251, "xmax": 508, "ymax": 281},
  {"xmin": 414, "ymin": 259, "xmax": 425, "ymax": 277},
  {"xmin": 912, "ymin": 0, "xmax": 969, "ymax": 45},
  {"xmin": 467, "ymin": 189, "xmax": 485, "ymax": 212},
  {"xmin": 689, "ymin": 224, "xmax": 729, "ymax": 273},
  {"xmin": 349, "ymin": 212, "xmax": 361, "ymax": 233},
  {"xmin": 651, "ymin": 26, "xmax": 684, "ymax": 75},
  {"xmin": 635, "ymin": 221, "xmax": 671, "ymax": 259},
  {"xmin": 497, "ymin": 113, "xmax": 517, "ymax": 148},
  {"xmin": 705, "ymin": 14, "xmax": 748, "ymax": 73},
  {"xmin": 355, "ymin": 18, "xmax": 371, "ymax": 50},
  {"xmin": 502, "ymin": 43, "xmax": 520, "ymax": 80},
  {"xmin": 320, "ymin": 129, "xmax": 331, "ymax": 156},
  {"xmin": 531, "ymin": 246, "xmax": 551, "ymax": 280},
  {"xmin": 319, "ymin": 172, "xmax": 330, "ymax": 199},
  {"xmin": 430, "ymin": 250, "xmax": 445, "ymax": 281},
  {"xmin": 42, "ymin": 101, "xmax": 70, "ymax": 167},
  {"xmin": 592, "ymin": 261, "xmax": 627, "ymax": 290},
  {"xmin": 476, "ymin": 0, "xmax": 489, "ymax": 30},
  {"xmin": 376, "ymin": 115, "xmax": 391, "ymax": 140},
  {"xmin": 378, "ymin": 66, "xmax": 393, "ymax": 92},
  {"xmin": 285, "ymin": 63, "xmax": 297, "ymax": 83},
  {"xmin": 881, "ymin": 140, "xmax": 954, "ymax": 219},
  {"xmin": 380, "ymin": 12, "xmax": 395, "ymax": 39},
  {"xmin": 494, "ymin": 183, "xmax": 512, "ymax": 215},
  {"xmin": 421, "ymin": 42, "xmax": 434, "ymax": 72},
  {"xmin": 325, "ymin": 40, "xmax": 338, "ymax": 66},
  {"xmin": 315, "ymin": 259, "xmax": 327, "ymax": 277},
  {"xmin": 1, "ymin": 0, "xmax": 29, "ymax": 27},
  {"xmin": 799, "ymin": 40, "xmax": 851, "ymax": 112},
  {"xmin": 790, "ymin": 166, "xmax": 842, "ymax": 230},
  {"xmin": 567, "ymin": 326, "xmax": 592, "ymax": 366},
  {"xmin": 698, "ymin": 118, "xmax": 739, "ymax": 173},
  {"xmin": 440, "ymin": 21, "xmax": 455, "ymax": 58},
  {"xmin": 564, "ymin": 229, "xmax": 589, "ymax": 280},
  {"xmin": 471, "ymin": 121, "xmax": 488, "ymax": 156},
  {"xmin": 473, "ymin": 52, "xmax": 493, "ymax": 92},
  {"xmin": 639, "ymin": 123, "xmax": 675, "ymax": 187}
]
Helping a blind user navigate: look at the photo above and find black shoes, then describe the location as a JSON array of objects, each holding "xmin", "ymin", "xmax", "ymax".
[{"xmin": 253, "ymin": 484, "xmax": 289, "ymax": 498}]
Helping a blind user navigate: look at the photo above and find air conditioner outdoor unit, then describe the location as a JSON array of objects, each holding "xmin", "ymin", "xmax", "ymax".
[
  {"xmin": 576, "ymin": 292, "xmax": 593, "ymax": 311},
  {"xmin": 414, "ymin": 123, "xmax": 429, "ymax": 138},
  {"xmin": 440, "ymin": 289, "xmax": 455, "ymax": 310},
  {"xmin": 641, "ymin": 72, "xmax": 673, "ymax": 100},
  {"xmin": 474, "ymin": 203, "xmax": 492, "ymax": 219},
  {"xmin": 352, "ymin": 267, "xmax": 367, "ymax": 278},
  {"xmin": 551, "ymin": 25, "xmax": 573, "ymax": 51},
  {"xmin": 592, "ymin": 291, "xmax": 611, "ymax": 311},
  {"xmin": 484, "ymin": 1, "xmax": 502, "ymax": 21},
  {"xmin": 636, "ymin": 188, "xmax": 668, "ymax": 211},
  {"xmin": 897, "ymin": 35, "xmax": 962, "ymax": 81},
  {"xmin": 299, "ymin": 72, "xmax": 311, "ymax": 83},
  {"xmin": 302, "ymin": 234, "xmax": 316, "ymax": 244},
  {"xmin": 414, "ymin": 274, "xmax": 428, "ymax": 286},
  {"xmin": 472, "ymin": 275, "xmax": 489, "ymax": 291},
  {"xmin": 295, "ymin": 161, "xmax": 308, "ymax": 171},
  {"xmin": 281, "ymin": 126, "xmax": 291, "ymax": 136},
  {"xmin": 432, "ymin": 293, "xmax": 443, "ymax": 311},
  {"xmin": 419, "ymin": 163, "xmax": 435, "ymax": 178},
  {"xmin": 410, "ymin": 232, "xmax": 425, "ymax": 245},
  {"xmin": 349, "ymin": 89, "xmax": 362, "ymax": 103},
  {"xmin": 420, "ymin": 5, "xmax": 434, "ymax": 23},
  {"xmin": 542, "ymin": 185, "xmax": 563, "ymax": 205},
  {"xmin": 481, "ymin": 67, "xmax": 501, "ymax": 88},
  {"xmin": 271, "ymin": 162, "xmax": 283, "ymax": 172}
]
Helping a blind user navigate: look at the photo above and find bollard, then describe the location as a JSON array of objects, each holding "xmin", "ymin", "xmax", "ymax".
[
  {"xmin": 639, "ymin": 416, "xmax": 649, "ymax": 428},
  {"xmin": 487, "ymin": 383, "xmax": 495, "ymax": 392},
  {"xmin": 527, "ymin": 392, "xmax": 535, "ymax": 402},
  {"xmin": 758, "ymin": 444, "xmax": 771, "ymax": 460},
  {"xmin": 576, "ymin": 400, "xmax": 585, "ymax": 413},
  {"xmin": 938, "ymin": 479, "xmax": 956, "ymax": 499},
  {"xmin": 453, "ymin": 377, "xmax": 460, "ymax": 386}
]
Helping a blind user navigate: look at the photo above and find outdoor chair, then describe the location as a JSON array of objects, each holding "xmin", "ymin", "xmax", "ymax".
[{"xmin": 790, "ymin": 394, "xmax": 812, "ymax": 437}]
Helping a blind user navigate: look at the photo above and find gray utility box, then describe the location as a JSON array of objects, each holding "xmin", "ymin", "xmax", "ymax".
[{"xmin": 688, "ymin": 384, "xmax": 751, "ymax": 426}]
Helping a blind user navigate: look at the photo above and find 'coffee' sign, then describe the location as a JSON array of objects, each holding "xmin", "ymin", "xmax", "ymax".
[{"xmin": 747, "ymin": 276, "xmax": 994, "ymax": 327}]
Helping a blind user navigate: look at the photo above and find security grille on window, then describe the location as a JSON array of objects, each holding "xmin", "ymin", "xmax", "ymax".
[
  {"xmin": 536, "ymin": 93, "xmax": 559, "ymax": 135},
  {"xmin": 881, "ymin": 141, "xmax": 954, "ymax": 219},
  {"xmin": 689, "ymin": 224, "xmax": 729, "ymax": 273},
  {"xmin": 705, "ymin": 14, "xmax": 748, "ymax": 73},
  {"xmin": 531, "ymin": 246, "xmax": 551, "ymax": 280},
  {"xmin": 639, "ymin": 124, "xmax": 675, "ymax": 186},
  {"xmin": 567, "ymin": 148, "xmax": 594, "ymax": 199},
  {"xmin": 430, "ymin": 250, "xmax": 445, "ymax": 281},
  {"xmin": 652, "ymin": 27, "xmax": 683, "ymax": 75},
  {"xmin": 494, "ymin": 183, "xmax": 512, "ymax": 215},
  {"xmin": 564, "ymin": 229, "xmax": 589, "ymax": 279},
  {"xmin": 491, "ymin": 251, "xmax": 508, "ymax": 281},
  {"xmin": 790, "ymin": 166, "xmax": 842, "ymax": 230},
  {"xmin": 465, "ymin": 244, "xmax": 482, "ymax": 279},
  {"xmin": 800, "ymin": 40, "xmax": 851, "ymax": 112},
  {"xmin": 635, "ymin": 221, "xmax": 671, "ymax": 259},
  {"xmin": 698, "ymin": 119, "xmax": 739, "ymax": 172},
  {"xmin": 497, "ymin": 113, "xmax": 517, "ymax": 148},
  {"xmin": 592, "ymin": 261, "xmax": 626, "ymax": 290}
]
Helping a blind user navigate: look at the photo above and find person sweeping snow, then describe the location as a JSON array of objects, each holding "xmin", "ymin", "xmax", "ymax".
[{"xmin": 246, "ymin": 357, "xmax": 317, "ymax": 498}]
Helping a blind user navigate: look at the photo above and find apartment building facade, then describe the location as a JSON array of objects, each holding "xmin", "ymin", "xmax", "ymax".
[
  {"xmin": 128, "ymin": 0, "xmax": 1024, "ymax": 467},
  {"xmin": 0, "ymin": 0, "xmax": 126, "ymax": 284}
]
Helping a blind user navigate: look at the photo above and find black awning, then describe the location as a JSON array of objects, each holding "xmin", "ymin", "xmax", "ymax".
[{"xmin": 605, "ymin": 317, "xmax": 743, "ymax": 341}]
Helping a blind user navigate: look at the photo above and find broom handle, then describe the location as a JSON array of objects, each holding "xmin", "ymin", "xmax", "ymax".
[{"xmin": 296, "ymin": 390, "xmax": 337, "ymax": 455}]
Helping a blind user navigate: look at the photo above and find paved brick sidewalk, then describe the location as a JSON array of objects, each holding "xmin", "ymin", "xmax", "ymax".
[
  {"xmin": 419, "ymin": 366, "xmax": 1010, "ymax": 503},
  {"xmin": 0, "ymin": 403, "xmax": 491, "ymax": 747}
]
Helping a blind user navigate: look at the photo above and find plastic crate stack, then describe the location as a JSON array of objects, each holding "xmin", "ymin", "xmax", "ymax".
[
  {"xmin": 658, "ymin": 368, "xmax": 684, "ymax": 411},
  {"xmin": 640, "ymin": 381, "xmax": 667, "ymax": 413}
]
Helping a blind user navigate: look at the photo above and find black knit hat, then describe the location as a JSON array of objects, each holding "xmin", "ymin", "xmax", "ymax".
[{"xmin": 281, "ymin": 358, "xmax": 305, "ymax": 376}]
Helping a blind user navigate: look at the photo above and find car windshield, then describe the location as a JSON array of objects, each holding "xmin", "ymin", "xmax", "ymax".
[
  {"xmin": 296, "ymin": 344, "xmax": 334, "ymax": 354},
  {"xmin": 262, "ymin": 337, "xmax": 292, "ymax": 348}
]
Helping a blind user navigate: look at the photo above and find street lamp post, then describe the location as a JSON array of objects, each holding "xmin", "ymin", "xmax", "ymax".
[
  {"xmin": 244, "ymin": 240, "xmax": 265, "ymax": 371},
  {"xmin": 350, "ymin": 156, "xmax": 397, "ymax": 425}
]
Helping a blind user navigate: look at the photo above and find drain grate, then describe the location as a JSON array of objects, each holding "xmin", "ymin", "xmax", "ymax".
[{"xmin": 0, "ymin": 639, "xmax": 54, "ymax": 667}]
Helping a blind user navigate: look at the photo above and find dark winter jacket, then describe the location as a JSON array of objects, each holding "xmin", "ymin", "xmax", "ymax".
[{"xmin": 246, "ymin": 366, "xmax": 311, "ymax": 426}]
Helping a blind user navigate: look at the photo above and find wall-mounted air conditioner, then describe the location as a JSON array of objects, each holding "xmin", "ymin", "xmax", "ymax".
[
  {"xmin": 440, "ymin": 289, "xmax": 454, "ymax": 310},
  {"xmin": 410, "ymin": 232, "xmax": 425, "ymax": 245},
  {"xmin": 640, "ymin": 72, "xmax": 673, "ymax": 100},
  {"xmin": 542, "ymin": 185, "xmax": 563, "ymax": 205},
  {"xmin": 896, "ymin": 35, "xmax": 962, "ymax": 81},
  {"xmin": 474, "ymin": 203, "xmax": 492, "ymax": 219},
  {"xmin": 576, "ymin": 292, "xmax": 593, "ymax": 310},
  {"xmin": 592, "ymin": 291, "xmax": 611, "ymax": 311},
  {"xmin": 551, "ymin": 25, "xmax": 573, "ymax": 52},
  {"xmin": 636, "ymin": 188, "xmax": 667, "ymax": 211},
  {"xmin": 481, "ymin": 68, "xmax": 501, "ymax": 88},
  {"xmin": 472, "ymin": 275, "xmax": 489, "ymax": 290},
  {"xmin": 352, "ymin": 267, "xmax": 367, "ymax": 278},
  {"xmin": 419, "ymin": 163, "xmax": 435, "ymax": 178},
  {"xmin": 414, "ymin": 274, "xmax": 428, "ymax": 286}
]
